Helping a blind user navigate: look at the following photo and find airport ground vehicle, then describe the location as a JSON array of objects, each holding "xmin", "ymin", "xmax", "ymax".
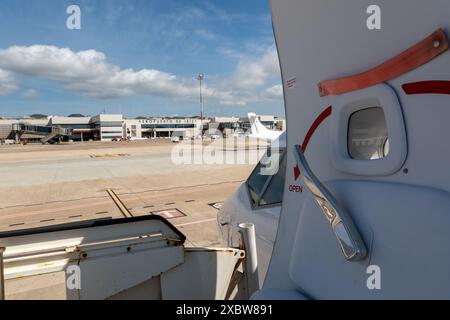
[
  {"xmin": 171, "ymin": 131, "xmax": 187, "ymax": 143},
  {"xmin": 2, "ymin": 140, "xmax": 14, "ymax": 145}
]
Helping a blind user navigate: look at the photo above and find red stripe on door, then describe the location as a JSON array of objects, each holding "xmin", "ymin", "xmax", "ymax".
[
  {"xmin": 294, "ymin": 106, "xmax": 332, "ymax": 180},
  {"xmin": 402, "ymin": 80, "xmax": 450, "ymax": 95}
]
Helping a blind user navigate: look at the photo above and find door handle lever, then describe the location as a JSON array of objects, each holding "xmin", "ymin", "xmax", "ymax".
[{"xmin": 293, "ymin": 145, "xmax": 367, "ymax": 261}]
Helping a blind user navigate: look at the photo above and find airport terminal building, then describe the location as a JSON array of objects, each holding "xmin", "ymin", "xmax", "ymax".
[
  {"xmin": 0, "ymin": 114, "xmax": 284, "ymax": 143},
  {"xmin": 0, "ymin": 114, "xmax": 205, "ymax": 143}
]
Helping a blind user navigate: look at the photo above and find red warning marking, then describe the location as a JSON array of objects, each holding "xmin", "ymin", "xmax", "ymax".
[
  {"xmin": 151, "ymin": 208, "xmax": 186, "ymax": 220},
  {"xmin": 302, "ymin": 106, "xmax": 332, "ymax": 153},
  {"xmin": 289, "ymin": 185, "xmax": 303, "ymax": 193},
  {"xmin": 402, "ymin": 80, "xmax": 450, "ymax": 95},
  {"xmin": 294, "ymin": 165, "xmax": 301, "ymax": 181},
  {"xmin": 294, "ymin": 106, "xmax": 332, "ymax": 181}
]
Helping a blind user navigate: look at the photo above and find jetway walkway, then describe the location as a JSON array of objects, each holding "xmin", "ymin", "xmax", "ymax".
[{"xmin": 12, "ymin": 123, "xmax": 73, "ymax": 144}]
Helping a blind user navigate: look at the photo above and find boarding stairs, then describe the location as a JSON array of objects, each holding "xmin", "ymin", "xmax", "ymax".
[
  {"xmin": 12, "ymin": 123, "xmax": 73, "ymax": 144},
  {"xmin": 0, "ymin": 217, "xmax": 258, "ymax": 300}
]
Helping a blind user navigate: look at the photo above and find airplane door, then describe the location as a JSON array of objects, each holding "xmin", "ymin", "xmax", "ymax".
[
  {"xmin": 288, "ymin": 84, "xmax": 450, "ymax": 299},
  {"xmin": 265, "ymin": 0, "xmax": 450, "ymax": 300}
]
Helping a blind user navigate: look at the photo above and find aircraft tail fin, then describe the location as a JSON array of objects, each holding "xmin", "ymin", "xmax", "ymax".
[{"xmin": 247, "ymin": 113, "xmax": 282, "ymax": 141}]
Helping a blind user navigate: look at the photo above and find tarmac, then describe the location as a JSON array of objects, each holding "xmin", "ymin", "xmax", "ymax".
[{"xmin": 0, "ymin": 139, "xmax": 261, "ymax": 247}]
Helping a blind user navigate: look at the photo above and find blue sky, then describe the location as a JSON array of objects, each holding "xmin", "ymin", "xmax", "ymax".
[{"xmin": 0, "ymin": 0, "xmax": 284, "ymax": 118}]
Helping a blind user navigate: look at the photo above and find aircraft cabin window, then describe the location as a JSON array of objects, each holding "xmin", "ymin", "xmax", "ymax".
[
  {"xmin": 259, "ymin": 152, "xmax": 287, "ymax": 206},
  {"xmin": 247, "ymin": 149, "xmax": 286, "ymax": 208},
  {"xmin": 247, "ymin": 162, "xmax": 270, "ymax": 204},
  {"xmin": 348, "ymin": 107, "xmax": 389, "ymax": 160}
]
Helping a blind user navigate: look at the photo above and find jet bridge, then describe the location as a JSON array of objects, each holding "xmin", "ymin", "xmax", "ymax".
[{"xmin": 12, "ymin": 123, "xmax": 73, "ymax": 144}]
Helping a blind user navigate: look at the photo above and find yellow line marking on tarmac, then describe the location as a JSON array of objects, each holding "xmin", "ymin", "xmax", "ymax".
[
  {"xmin": 90, "ymin": 154, "xmax": 130, "ymax": 158},
  {"xmin": 106, "ymin": 189, "xmax": 134, "ymax": 218}
]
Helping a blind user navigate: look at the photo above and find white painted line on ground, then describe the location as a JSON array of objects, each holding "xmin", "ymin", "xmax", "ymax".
[{"xmin": 175, "ymin": 218, "xmax": 217, "ymax": 227}]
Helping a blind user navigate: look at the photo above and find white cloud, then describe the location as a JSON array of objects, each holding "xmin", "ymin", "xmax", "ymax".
[
  {"xmin": 0, "ymin": 45, "xmax": 281, "ymax": 107},
  {"xmin": 0, "ymin": 46, "xmax": 117, "ymax": 84},
  {"xmin": 22, "ymin": 88, "xmax": 40, "ymax": 99},
  {"xmin": 230, "ymin": 48, "xmax": 280, "ymax": 90},
  {"xmin": 0, "ymin": 45, "xmax": 203, "ymax": 100},
  {"xmin": 0, "ymin": 69, "xmax": 18, "ymax": 96},
  {"xmin": 264, "ymin": 84, "xmax": 284, "ymax": 99}
]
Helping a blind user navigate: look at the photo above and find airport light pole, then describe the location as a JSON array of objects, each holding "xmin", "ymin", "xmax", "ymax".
[
  {"xmin": 197, "ymin": 73, "xmax": 204, "ymax": 141},
  {"xmin": 0, "ymin": 247, "xmax": 4, "ymax": 300}
]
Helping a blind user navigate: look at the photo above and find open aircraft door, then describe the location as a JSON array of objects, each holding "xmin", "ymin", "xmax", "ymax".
[{"xmin": 260, "ymin": 0, "xmax": 450, "ymax": 299}]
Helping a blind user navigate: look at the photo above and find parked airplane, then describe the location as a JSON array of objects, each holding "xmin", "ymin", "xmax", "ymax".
[
  {"xmin": 217, "ymin": 133, "xmax": 286, "ymax": 287},
  {"xmin": 246, "ymin": 113, "xmax": 283, "ymax": 141}
]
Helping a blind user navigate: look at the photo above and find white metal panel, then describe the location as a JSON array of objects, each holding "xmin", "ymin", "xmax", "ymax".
[
  {"xmin": 161, "ymin": 248, "xmax": 245, "ymax": 300},
  {"xmin": 79, "ymin": 245, "xmax": 184, "ymax": 300}
]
